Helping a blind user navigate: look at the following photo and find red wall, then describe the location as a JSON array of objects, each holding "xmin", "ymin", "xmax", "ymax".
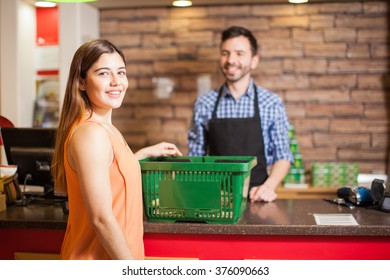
[{"xmin": 36, "ymin": 7, "xmax": 58, "ymax": 46}]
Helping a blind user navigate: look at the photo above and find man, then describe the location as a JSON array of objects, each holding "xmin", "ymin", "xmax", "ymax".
[{"xmin": 187, "ymin": 26, "xmax": 293, "ymax": 202}]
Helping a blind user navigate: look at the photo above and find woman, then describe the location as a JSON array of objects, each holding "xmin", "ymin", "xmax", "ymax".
[{"xmin": 51, "ymin": 39, "xmax": 182, "ymax": 260}]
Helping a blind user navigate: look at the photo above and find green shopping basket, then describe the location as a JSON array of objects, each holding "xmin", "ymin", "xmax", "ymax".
[{"xmin": 140, "ymin": 156, "xmax": 256, "ymax": 224}]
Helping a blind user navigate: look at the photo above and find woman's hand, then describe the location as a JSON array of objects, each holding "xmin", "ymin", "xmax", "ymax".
[{"xmin": 135, "ymin": 142, "xmax": 182, "ymax": 160}]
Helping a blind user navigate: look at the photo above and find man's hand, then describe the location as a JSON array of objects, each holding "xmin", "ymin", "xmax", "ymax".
[
  {"xmin": 248, "ymin": 160, "xmax": 291, "ymax": 202},
  {"xmin": 249, "ymin": 184, "xmax": 277, "ymax": 202}
]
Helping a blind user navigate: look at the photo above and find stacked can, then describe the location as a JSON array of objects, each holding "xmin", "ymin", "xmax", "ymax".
[
  {"xmin": 311, "ymin": 162, "xmax": 359, "ymax": 187},
  {"xmin": 283, "ymin": 125, "xmax": 305, "ymax": 185}
]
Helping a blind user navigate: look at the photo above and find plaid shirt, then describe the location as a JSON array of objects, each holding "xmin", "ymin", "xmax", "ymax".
[{"xmin": 187, "ymin": 79, "xmax": 293, "ymax": 166}]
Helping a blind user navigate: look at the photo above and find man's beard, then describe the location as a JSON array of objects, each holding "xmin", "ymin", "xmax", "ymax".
[{"xmin": 220, "ymin": 63, "xmax": 251, "ymax": 83}]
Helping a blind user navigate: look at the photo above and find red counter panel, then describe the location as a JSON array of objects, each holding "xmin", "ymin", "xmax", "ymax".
[{"xmin": 1, "ymin": 229, "xmax": 389, "ymax": 260}]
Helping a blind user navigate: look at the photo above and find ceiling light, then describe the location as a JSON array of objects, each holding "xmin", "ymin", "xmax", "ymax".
[
  {"xmin": 35, "ymin": 1, "xmax": 57, "ymax": 7},
  {"xmin": 288, "ymin": 0, "xmax": 309, "ymax": 3},
  {"xmin": 172, "ymin": 1, "xmax": 192, "ymax": 7}
]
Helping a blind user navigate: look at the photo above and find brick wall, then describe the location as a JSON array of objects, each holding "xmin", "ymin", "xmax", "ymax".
[{"xmin": 100, "ymin": 1, "xmax": 390, "ymax": 174}]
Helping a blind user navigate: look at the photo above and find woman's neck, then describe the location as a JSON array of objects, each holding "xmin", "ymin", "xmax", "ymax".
[{"xmin": 89, "ymin": 109, "xmax": 112, "ymax": 125}]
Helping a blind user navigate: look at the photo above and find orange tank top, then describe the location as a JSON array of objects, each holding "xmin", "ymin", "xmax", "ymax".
[{"xmin": 60, "ymin": 119, "xmax": 144, "ymax": 260}]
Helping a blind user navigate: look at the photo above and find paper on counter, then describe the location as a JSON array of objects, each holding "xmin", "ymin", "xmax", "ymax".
[{"xmin": 314, "ymin": 214, "xmax": 358, "ymax": 226}]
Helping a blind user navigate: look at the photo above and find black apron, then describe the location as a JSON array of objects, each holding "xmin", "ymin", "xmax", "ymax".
[{"xmin": 207, "ymin": 85, "xmax": 268, "ymax": 188}]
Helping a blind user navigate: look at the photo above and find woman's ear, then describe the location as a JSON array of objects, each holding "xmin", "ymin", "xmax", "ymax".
[{"xmin": 79, "ymin": 80, "xmax": 86, "ymax": 91}]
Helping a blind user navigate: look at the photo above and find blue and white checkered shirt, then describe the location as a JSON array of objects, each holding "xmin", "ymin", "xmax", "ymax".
[{"xmin": 187, "ymin": 79, "xmax": 293, "ymax": 166}]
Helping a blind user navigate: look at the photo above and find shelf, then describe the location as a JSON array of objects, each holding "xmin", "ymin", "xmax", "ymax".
[{"xmin": 276, "ymin": 186, "xmax": 338, "ymax": 199}]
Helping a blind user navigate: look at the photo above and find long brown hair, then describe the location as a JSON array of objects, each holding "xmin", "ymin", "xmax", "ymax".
[{"xmin": 52, "ymin": 39, "xmax": 126, "ymax": 195}]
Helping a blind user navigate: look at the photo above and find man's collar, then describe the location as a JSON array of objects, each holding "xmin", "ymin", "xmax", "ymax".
[{"xmin": 221, "ymin": 79, "xmax": 256, "ymax": 99}]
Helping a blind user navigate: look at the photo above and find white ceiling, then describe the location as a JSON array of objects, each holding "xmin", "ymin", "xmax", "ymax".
[{"xmin": 89, "ymin": 0, "xmax": 364, "ymax": 9}]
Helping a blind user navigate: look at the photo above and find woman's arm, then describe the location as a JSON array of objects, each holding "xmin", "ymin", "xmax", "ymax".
[
  {"xmin": 135, "ymin": 142, "xmax": 182, "ymax": 161},
  {"xmin": 68, "ymin": 123, "xmax": 135, "ymax": 259}
]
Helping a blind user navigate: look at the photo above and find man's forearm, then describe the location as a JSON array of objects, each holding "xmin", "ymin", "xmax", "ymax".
[{"xmin": 263, "ymin": 160, "xmax": 291, "ymax": 190}]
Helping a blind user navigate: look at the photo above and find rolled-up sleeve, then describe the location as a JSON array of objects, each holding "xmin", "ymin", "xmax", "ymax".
[
  {"xmin": 266, "ymin": 100, "xmax": 294, "ymax": 166},
  {"xmin": 187, "ymin": 99, "xmax": 208, "ymax": 156}
]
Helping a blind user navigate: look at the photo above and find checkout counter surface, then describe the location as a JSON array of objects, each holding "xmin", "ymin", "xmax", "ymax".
[{"xmin": 1, "ymin": 199, "xmax": 390, "ymax": 235}]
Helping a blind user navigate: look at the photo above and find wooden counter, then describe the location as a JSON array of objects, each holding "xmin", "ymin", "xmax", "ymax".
[
  {"xmin": 1, "ymin": 199, "xmax": 390, "ymax": 259},
  {"xmin": 276, "ymin": 186, "xmax": 338, "ymax": 199}
]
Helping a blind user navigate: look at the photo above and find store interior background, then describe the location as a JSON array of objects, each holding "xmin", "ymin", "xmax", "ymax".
[{"xmin": 0, "ymin": 0, "xmax": 389, "ymax": 182}]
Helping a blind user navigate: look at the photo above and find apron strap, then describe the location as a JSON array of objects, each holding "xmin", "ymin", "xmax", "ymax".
[
  {"xmin": 211, "ymin": 86, "xmax": 224, "ymax": 119},
  {"xmin": 253, "ymin": 86, "xmax": 259, "ymax": 118}
]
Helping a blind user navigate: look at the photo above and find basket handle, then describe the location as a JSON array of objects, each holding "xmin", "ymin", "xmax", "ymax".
[
  {"xmin": 214, "ymin": 159, "xmax": 249, "ymax": 163},
  {"xmin": 155, "ymin": 157, "xmax": 192, "ymax": 162}
]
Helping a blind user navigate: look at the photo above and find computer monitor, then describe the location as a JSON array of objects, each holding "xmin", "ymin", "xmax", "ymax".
[{"xmin": 0, "ymin": 127, "xmax": 56, "ymax": 195}]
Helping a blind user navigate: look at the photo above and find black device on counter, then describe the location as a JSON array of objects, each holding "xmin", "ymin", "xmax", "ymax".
[
  {"xmin": 337, "ymin": 185, "xmax": 377, "ymax": 206},
  {"xmin": 369, "ymin": 178, "xmax": 390, "ymax": 213},
  {"xmin": 371, "ymin": 179, "xmax": 386, "ymax": 203},
  {"xmin": 0, "ymin": 127, "xmax": 69, "ymax": 204},
  {"xmin": 380, "ymin": 193, "xmax": 390, "ymax": 213},
  {"xmin": 371, "ymin": 178, "xmax": 390, "ymax": 213},
  {"xmin": 0, "ymin": 127, "xmax": 56, "ymax": 194},
  {"xmin": 336, "ymin": 179, "xmax": 389, "ymax": 213}
]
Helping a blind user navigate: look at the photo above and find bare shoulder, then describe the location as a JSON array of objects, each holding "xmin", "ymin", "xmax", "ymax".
[{"xmin": 69, "ymin": 122, "xmax": 111, "ymax": 153}]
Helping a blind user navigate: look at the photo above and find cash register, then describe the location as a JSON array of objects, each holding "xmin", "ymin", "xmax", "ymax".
[{"xmin": 0, "ymin": 127, "xmax": 68, "ymax": 212}]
